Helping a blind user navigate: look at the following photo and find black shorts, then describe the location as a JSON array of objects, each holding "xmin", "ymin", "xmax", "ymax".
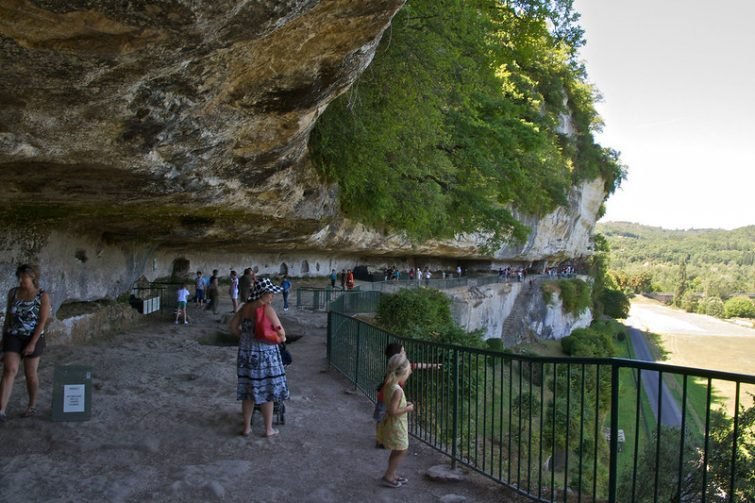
[{"xmin": 2, "ymin": 333, "xmax": 45, "ymax": 358}]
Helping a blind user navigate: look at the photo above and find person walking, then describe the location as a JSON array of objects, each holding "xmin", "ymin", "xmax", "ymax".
[
  {"xmin": 376, "ymin": 353, "xmax": 414, "ymax": 488},
  {"xmin": 280, "ymin": 275, "xmax": 292, "ymax": 312},
  {"xmin": 175, "ymin": 284, "xmax": 190, "ymax": 324},
  {"xmin": 229, "ymin": 278, "xmax": 288, "ymax": 437},
  {"xmin": 238, "ymin": 268, "xmax": 254, "ymax": 303},
  {"xmin": 194, "ymin": 271, "xmax": 206, "ymax": 306},
  {"xmin": 229, "ymin": 270, "xmax": 239, "ymax": 312},
  {"xmin": 206, "ymin": 269, "xmax": 219, "ymax": 314},
  {"xmin": 1, "ymin": 264, "xmax": 51, "ymax": 421}
]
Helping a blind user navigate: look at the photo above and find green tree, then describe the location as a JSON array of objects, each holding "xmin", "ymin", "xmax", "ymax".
[
  {"xmin": 310, "ymin": 0, "xmax": 623, "ymax": 246},
  {"xmin": 598, "ymin": 223, "xmax": 755, "ymax": 299},
  {"xmin": 724, "ymin": 296, "xmax": 755, "ymax": 318},
  {"xmin": 673, "ymin": 257, "xmax": 689, "ymax": 307},
  {"xmin": 600, "ymin": 288, "xmax": 630, "ymax": 318},
  {"xmin": 680, "ymin": 290, "xmax": 699, "ymax": 313},
  {"xmin": 701, "ymin": 296, "xmax": 725, "ymax": 318},
  {"xmin": 375, "ymin": 288, "xmax": 483, "ymax": 346}
]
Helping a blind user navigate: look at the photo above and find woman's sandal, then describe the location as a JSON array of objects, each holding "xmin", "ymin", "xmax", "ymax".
[
  {"xmin": 396, "ymin": 476, "xmax": 409, "ymax": 484},
  {"xmin": 381, "ymin": 478, "xmax": 402, "ymax": 488},
  {"xmin": 22, "ymin": 407, "xmax": 36, "ymax": 418}
]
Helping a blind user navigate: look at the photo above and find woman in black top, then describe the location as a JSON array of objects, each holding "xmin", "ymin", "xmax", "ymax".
[{"xmin": 0, "ymin": 264, "xmax": 51, "ymax": 421}]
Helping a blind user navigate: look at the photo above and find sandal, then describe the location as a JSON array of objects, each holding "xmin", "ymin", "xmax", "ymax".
[
  {"xmin": 381, "ymin": 478, "xmax": 402, "ymax": 488},
  {"xmin": 22, "ymin": 407, "xmax": 36, "ymax": 418},
  {"xmin": 396, "ymin": 476, "xmax": 409, "ymax": 484},
  {"xmin": 0, "ymin": 412, "xmax": 7, "ymax": 423}
]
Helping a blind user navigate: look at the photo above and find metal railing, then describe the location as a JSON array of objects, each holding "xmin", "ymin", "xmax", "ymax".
[
  {"xmin": 295, "ymin": 286, "xmax": 361, "ymax": 311},
  {"xmin": 327, "ymin": 295, "xmax": 755, "ymax": 502}
]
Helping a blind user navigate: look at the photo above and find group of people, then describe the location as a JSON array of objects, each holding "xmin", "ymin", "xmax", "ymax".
[
  {"xmin": 180, "ymin": 268, "xmax": 292, "ymax": 319},
  {"xmin": 1, "ymin": 264, "xmax": 416, "ymax": 490},
  {"xmin": 0, "ymin": 264, "xmax": 292, "ymax": 444},
  {"xmin": 330, "ymin": 269, "xmax": 354, "ymax": 290}
]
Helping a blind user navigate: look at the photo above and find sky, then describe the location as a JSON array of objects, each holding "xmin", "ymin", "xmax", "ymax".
[{"xmin": 573, "ymin": 0, "xmax": 755, "ymax": 230}]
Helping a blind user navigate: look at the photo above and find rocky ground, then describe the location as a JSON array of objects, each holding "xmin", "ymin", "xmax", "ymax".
[{"xmin": 0, "ymin": 295, "xmax": 524, "ymax": 503}]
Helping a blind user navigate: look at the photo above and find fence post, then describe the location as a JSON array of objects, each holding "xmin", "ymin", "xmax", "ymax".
[
  {"xmin": 326, "ymin": 310, "xmax": 333, "ymax": 366},
  {"xmin": 451, "ymin": 348, "xmax": 459, "ymax": 469},
  {"xmin": 354, "ymin": 321, "xmax": 362, "ymax": 391},
  {"xmin": 608, "ymin": 363, "xmax": 620, "ymax": 502}
]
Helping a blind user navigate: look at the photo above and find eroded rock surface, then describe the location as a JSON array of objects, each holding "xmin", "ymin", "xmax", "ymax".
[
  {"xmin": 1, "ymin": 1, "xmax": 607, "ymax": 311},
  {"xmin": 1, "ymin": 0, "xmax": 405, "ymax": 247}
]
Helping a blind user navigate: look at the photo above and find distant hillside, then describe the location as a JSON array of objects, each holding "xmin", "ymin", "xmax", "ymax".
[{"xmin": 595, "ymin": 222, "xmax": 755, "ymax": 297}]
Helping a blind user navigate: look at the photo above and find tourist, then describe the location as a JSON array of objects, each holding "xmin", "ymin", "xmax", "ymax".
[
  {"xmin": 376, "ymin": 353, "xmax": 414, "ymax": 488},
  {"xmin": 229, "ymin": 278, "xmax": 288, "ymax": 437},
  {"xmin": 346, "ymin": 269, "xmax": 355, "ymax": 290},
  {"xmin": 238, "ymin": 268, "xmax": 254, "ymax": 303},
  {"xmin": 206, "ymin": 269, "xmax": 219, "ymax": 314},
  {"xmin": 194, "ymin": 271, "xmax": 206, "ymax": 306},
  {"xmin": 229, "ymin": 270, "xmax": 239, "ymax": 312},
  {"xmin": 340, "ymin": 269, "xmax": 346, "ymax": 290},
  {"xmin": 375, "ymin": 342, "xmax": 439, "ymax": 448},
  {"xmin": 329, "ymin": 269, "xmax": 337, "ymax": 288},
  {"xmin": 280, "ymin": 275, "xmax": 292, "ymax": 312},
  {"xmin": 175, "ymin": 283, "xmax": 190, "ymax": 325},
  {"xmin": 0, "ymin": 264, "xmax": 51, "ymax": 421}
]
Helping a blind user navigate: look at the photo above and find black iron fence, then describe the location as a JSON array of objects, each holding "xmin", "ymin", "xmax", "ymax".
[{"xmin": 327, "ymin": 295, "xmax": 755, "ymax": 502}]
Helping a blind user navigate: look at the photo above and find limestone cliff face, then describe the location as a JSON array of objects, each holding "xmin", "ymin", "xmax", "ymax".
[
  {"xmin": 0, "ymin": 1, "xmax": 607, "ymax": 312},
  {"xmin": 451, "ymin": 281, "xmax": 592, "ymax": 345}
]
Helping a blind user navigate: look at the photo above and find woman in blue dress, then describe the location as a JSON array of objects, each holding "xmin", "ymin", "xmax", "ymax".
[{"xmin": 229, "ymin": 278, "xmax": 288, "ymax": 437}]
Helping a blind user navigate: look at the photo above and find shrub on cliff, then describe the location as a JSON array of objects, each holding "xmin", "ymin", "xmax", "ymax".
[
  {"xmin": 542, "ymin": 278, "xmax": 592, "ymax": 315},
  {"xmin": 310, "ymin": 0, "xmax": 624, "ymax": 246},
  {"xmin": 375, "ymin": 288, "xmax": 483, "ymax": 346}
]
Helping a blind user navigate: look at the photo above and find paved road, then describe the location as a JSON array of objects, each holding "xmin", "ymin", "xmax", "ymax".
[{"xmin": 627, "ymin": 326, "xmax": 682, "ymax": 426}]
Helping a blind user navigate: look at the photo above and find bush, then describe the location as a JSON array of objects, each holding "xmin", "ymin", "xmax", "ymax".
[
  {"xmin": 702, "ymin": 296, "xmax": 725, "ymax": 318},
  {"xmin": 680, "ymin": 290, "xmax": 699, "ymax": 313},
  {"xmin": 542, "ymin": 279, "xmax": 592, "ymax": 315},
  {"xmin": 724, "ymin": 296, "xmax": 755, "ymax": 318},
  {"xmin": 376, "ymin": 288, "xmax": 483, "ymax": 346},
  {"xmin": 600, "ymin": 288, "xmax": 630, "ymax": 319},
  {"xmin": 561, "ymin": 327, "xmax": 615, "ymax": 357},
  {"xmin": 485, "ymin": 338, "xmax": 505, "ymax": 352}
]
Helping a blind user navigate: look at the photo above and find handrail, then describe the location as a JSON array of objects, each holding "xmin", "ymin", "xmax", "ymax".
[{"xmin": 326, "ymin": 290, "xmax": 755, "ymax": 502}]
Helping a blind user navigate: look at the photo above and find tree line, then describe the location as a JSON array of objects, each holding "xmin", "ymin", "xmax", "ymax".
[{"xmin": 597, "ymin": 222, "xmax": 755, "ymax": 319}]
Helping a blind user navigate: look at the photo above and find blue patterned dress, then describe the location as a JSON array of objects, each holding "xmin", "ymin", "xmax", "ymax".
[{"xmin": 236, "ymin": 319, "xmax": 289, "ymax": 403}]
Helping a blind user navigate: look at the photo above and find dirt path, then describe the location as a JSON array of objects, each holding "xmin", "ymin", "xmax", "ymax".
[{"xmin": 0, "ymin": 296, "xmax": 517, "ymax": 502}]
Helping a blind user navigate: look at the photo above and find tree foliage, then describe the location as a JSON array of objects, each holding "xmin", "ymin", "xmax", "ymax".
[
  {"xmin": 310, "ymin": 0, "xmax": 624, "ymax": 245},
  {"xmin": 375, "ymin": 288, "xmax": 483, "ymax": 346},
  {"xmin": 542, "ymin": 278, "xmax": 592, "ymax": 315},
  {"xmin": 724, "ymin": 296, "xmax": 755, "ymax": 318},
  {"xmin": 598, "ymin": 223, "xmax": 755, "ymax": 313},
  {"xmin": 618, "ymin": 400, "xmax": 755, "ymax": 501}
]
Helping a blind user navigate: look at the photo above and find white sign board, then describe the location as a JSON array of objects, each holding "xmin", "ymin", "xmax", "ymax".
[{"xmin": 63, "ymin": 384, "xmax": 86, "ymax": 413}]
